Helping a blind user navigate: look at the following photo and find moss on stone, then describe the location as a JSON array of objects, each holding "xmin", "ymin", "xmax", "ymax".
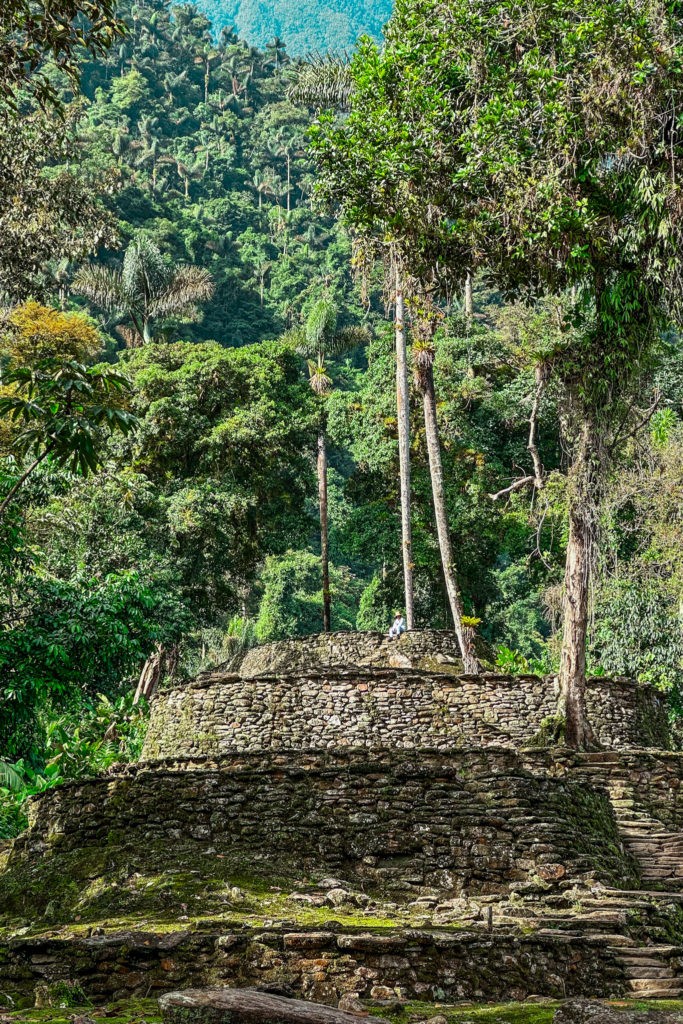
[{"xmin": 526, "ymin": 716, "xmax": 566, "ymax": 748}]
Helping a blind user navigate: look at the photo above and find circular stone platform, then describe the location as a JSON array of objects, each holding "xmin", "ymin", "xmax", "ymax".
[{"xmin": 141, "ymin": 631, "xmax": 671, "ymax": 760}]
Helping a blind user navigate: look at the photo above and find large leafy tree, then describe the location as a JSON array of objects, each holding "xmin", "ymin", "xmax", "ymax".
[
  {"xmin": 0, "ymin": 302, "xmax": 136, "ymax": 517},
  {"xmin": 0, "ymin": 109, "xmax": 116, "ymax": 302},
  {"xmin": 73, "ymin": 236, "xmax": 215, "ymax": 346},
  {"xmin": 0, "ymin": 0, "xmax": 124, "ymax": 107},
  {"xmin": 313, "ymin": 0, "xmax": 683, "ymax": 746}
]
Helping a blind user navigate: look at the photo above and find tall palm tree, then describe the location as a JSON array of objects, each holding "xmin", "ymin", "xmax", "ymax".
[
  {"xmin": 265, "ymin": 36, "xmax": 288, "ymax": 72},
  {"xmin": 393, "ymin": 262, "xmax": 415, "ymax": 631},
  {"xmin": 413, "ymin": 320, "xmax": 479, "ymax": 673},
  {"xmin": 268, "ymin": 128, "xmax": 304, "ymax": 213},
  {"xmin": 73, "ymin": 236, "xmax": 214, "ymax": 346},
  {"xmin": 290, "ymin": 298, "xmax": 369, "ymax": 632},
  {"xmin": 287, "ymin": 61, "xmax": 415, "ymax": 627}
]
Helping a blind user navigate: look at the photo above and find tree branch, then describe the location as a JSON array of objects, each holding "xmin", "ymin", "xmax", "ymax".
[
  {"xmin": 489, "ymin": 474, "xmax": 536, "ymax": 502},
  {"xmin": 0, "ymin": 447, "xmax": 52, "ymax": 519},
  {"xmin": 607, "ymin": 391, "xmax": 661, "ymax": 456},
  {"xmin": 489, "ymin": 362, "xmax": 548, "ymax": 501}
]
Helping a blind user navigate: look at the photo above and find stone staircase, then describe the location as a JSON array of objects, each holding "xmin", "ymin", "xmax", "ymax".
[
  {"xmin": 497, "ymin": 890, "xmax": 683, "ymax": 999},
  {"xmin": 620, "ymin": 818, "xmax": 683, "ymax": 887},
  {"xmin": 516, "ymin": 751, "xmax": 683, "ymax": 998},
  {"xmin": 577, "ymin": 752, "xmax": 683, "ymax": 890}
]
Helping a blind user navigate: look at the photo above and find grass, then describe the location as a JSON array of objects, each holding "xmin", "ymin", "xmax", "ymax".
[
  {"xmin": 0, "ymin": 846, "xmax": 428, "ymax": 934},
  {"xmin": 4, "ymin": 999, "xmax": 683, "ymax": 1024},
  {"xmin": 369, "ymin": 1000, "xmax": 683, "ymax": 1023},
  {"xmin": 0, "ymin": 851, "xmax": 466, "ymax": 940}
]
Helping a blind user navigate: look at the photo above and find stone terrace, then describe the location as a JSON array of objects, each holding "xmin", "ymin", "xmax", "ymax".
[
  {"xmin": 142, "ymin": 653, "xmax": 671, "ymax": 761},
  {"xmin": 1, "ymin": 630, "xmax": 683, "ymax": 1007}
]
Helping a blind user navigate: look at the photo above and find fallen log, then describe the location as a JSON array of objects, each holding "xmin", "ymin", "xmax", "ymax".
[{"xmin": 159, "ymin": 988, "xmax": 368, "ymax": 1024}]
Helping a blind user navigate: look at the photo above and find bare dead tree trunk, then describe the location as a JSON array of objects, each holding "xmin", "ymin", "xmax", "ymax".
[
  {"xmin": 464, "ymin": 274, "xmax": 474, "ymax": 319},
  {"xmin": 395, "ymin": 267, "xmax": 415, "ymax": 630},
  {"xmin": 489, "ymin": 361, "xmax": 549, "ymax": 501},
  {"xmin": 134, "ymin": 644, "xmax": 178, "ymax": 705},
  {"xmin": 416, "ymin": 352, "xmax": 479, "ymax": 674},
  {"xmin": 559, "ymin": 418, "xmax": 598, "ymax": 749},
  {"xmin": 318, "ymin": 432, "xmax": 331, "ymax": 633}
]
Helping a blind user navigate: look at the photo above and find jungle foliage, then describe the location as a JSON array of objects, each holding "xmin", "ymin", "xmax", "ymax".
[{"xmin": 2, "ymin": 0, "xmax": 683, "ymax": 789}]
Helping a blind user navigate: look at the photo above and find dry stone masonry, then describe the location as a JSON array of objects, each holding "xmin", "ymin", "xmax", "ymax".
[
  {"xmin": 1, "ymin": 629, "xmax": 683, "ymax": 1008},
  {"xmin": 142, "ymin": 633, "xmax": 671, "ymax": 760},
  {"xmin": 235, "ymin": 630, "xmax": 467, "ymax": 677},
  {"xmin": 7, "ymin": 749, "xmax": 637, "ymax": 904}
]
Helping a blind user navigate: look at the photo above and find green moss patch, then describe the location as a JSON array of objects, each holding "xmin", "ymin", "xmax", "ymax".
[
  {"xmin": 371, "ymin": 1000, "xmax": 683, "ymax": 1024},
  {"xmin": 6, "ymin": 999, "xmax": 683, "ymax": 1024},
  {"xmin": 0, "ymin": 846, "xmax": 431, "ymax": 938},
  {"xmin": 0, "ymin": 999, "xmax": 161, "ymax": 1024}
]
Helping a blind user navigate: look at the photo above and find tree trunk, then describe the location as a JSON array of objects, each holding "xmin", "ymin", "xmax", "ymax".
[
  {"xmin": 318, "ymin": 431, "xmax": 331, "ymax": 633},
  {"xmin": 134, "ymin": 643, "xmax": 178, "ymax": 705},
  {"xmin": 395, "ymin": 269, "xmax": 415, "ymax": 630},
  {"xmin": 464, "ymin": 274, "xmax": 474, "ymax": 319},
  {"xmin": 420, "ymin": 365, "xmax": 480, "ymax": 674},
  {"xmin": 558, "ymin": 419, "xmax": 598, "ymax": 749},
  {"xmin": 134, "ymin": 643, "xmax": 165, "ymax": 704}
]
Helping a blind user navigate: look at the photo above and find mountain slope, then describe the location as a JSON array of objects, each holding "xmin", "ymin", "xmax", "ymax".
[{"xmin": 195, "ymin": 0, "xmax": 392, "ymax": 55}]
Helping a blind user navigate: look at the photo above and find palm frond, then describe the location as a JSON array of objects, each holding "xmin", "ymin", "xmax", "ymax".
[
  {"xmin": 305, "ymin": 297, "xmax": 338, "ymax": 351},
  {"xmin": 328, "ymin": 324, "xmax": 371, "ymax": 356},
  {"xmin": 286, "ymin": 55, "xmax": 353, "ymax": 110},
  {"xmin": 122, "ymin": 236, "xmax": 172, "ymax": 305},
  {"xmin": 307, "ymin": 359, "xmax": 332, "ymax": 395},
  {"xmin": 0, "ymin": 761, "xmax": 22, "ymax": 792},
  {"xmin": 149, "ymin": 265, "xmax": 215, "ymax": 318},
  {"xmin": 72, "ymin": 266, "xmax": 129, "ymax": 313}
]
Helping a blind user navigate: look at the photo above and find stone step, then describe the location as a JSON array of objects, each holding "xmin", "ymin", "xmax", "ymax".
[
  {"xmin": 579, "ymin": 899, "xmax": 656, "ymax": 912},
  {"xmin": 628, "ymin": 978, "xmax": 683, "ymax": 993},
  {"xmin": 597, "ymin": 936, "xmax": 639, "ymax": 948},
  {"xmin": 626, "ymin": 839, "xmax": 683, "ymax": 847},
  {"xmin": 626, "ymin": 987, "xmax": 683, "ymax": 999},
  {"xmin": 621, "ymin": 958, "xmax": 672, "ymax": 968},
  {"xmin": 602, "ymin": 888, "xmax": 683, "ymax": 903},
  {"xmin": 624, "ymin": 967, "xmax": 675, "ymax": 979},
  {"xmin": 611, "ymin": 943, "xmax": 678, "ymax": 954}
]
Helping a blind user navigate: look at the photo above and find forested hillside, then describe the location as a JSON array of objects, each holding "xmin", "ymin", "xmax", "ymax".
[
  {"xmin": 72, "ymin": 0, "xmax": 362, "ymax": 346},
  {"xmin": 195, "ymin": 0, "xmax": 392, "ymax": 55}
]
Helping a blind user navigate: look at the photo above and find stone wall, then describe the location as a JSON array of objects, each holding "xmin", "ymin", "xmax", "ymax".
[
  {"xmin": 235, "ymin": 631, "xmax": 466, "ymax": 678},
  {"xmin": 142, "ymin": 667, "xmax": 671, "ymax": 761},
  {"xmin": 6, "ymin": 750, "xmax": 636, "ymax": 914},
  {"xmin": 0, "ymin": 924, "xmax": 627, "ymax": 1008},
  {"xmin": 6, "ymin": 745, "xmax": 634, "ymax": 905},
  {"xmin": 523, "ymin": 749, "xmax": 683, "ymax": 830}
]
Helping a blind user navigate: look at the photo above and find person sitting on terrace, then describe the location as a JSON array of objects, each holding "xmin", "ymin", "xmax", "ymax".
[{"xmin": 388, "ymin": 611, "xmax": 406, "ymax": 640}]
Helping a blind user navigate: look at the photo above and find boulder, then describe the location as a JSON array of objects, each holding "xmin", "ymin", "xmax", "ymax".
[{"xmin": 159, "ymin": 989, "xmax": 368, "ymax": 1024}]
